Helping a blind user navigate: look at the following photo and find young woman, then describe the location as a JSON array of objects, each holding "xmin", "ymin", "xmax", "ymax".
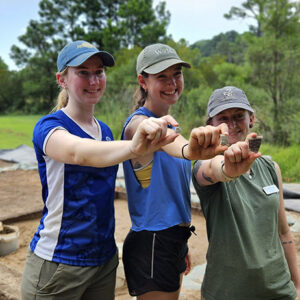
[
  {"xmin": 192, "ymin": 86, "xmax": 300, "ymax": 300},
  {"xmin": 121, "ymin": 43, "xmax": 227, "ymax": 300},
  {"xmin": 21, "ymin": 40, "xmax": 180, "ymax": 300}
]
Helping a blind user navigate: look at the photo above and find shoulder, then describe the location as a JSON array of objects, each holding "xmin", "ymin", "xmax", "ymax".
[
  {"xmin": 124, "ymin": 114, "xmax": 148, "ymax": 140},
  {"xmin": 258, "ymin": 155, "xmax": 281, "ymax": 185}
]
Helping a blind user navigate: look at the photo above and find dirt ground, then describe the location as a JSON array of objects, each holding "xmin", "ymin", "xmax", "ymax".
[
  {"xmin": 1, "ymin": 161, "xmax": 300, "ymax": 299},
  {"xmin": 0, "ymin": 163, "xmax": 208, "ymax": 299}
]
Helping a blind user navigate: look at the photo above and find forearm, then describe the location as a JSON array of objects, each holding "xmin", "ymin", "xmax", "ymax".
[
  {"xmin": 161, "ymin": 133, "xmax": 188, "ymax": 158},
  {"xmin": 71, "ymin": 139, "xmax": 137, "ymax": 167},
  {"xmin": 193, "ymin": 155, "xmax": 233, "ymax": 186},
  {"xmin": 280, "ymin": 230, "xmax": 300, "ymax": 289},
  {"xmin": 47, "ymin": 135, "xmax": 137, "ymax": 167}
]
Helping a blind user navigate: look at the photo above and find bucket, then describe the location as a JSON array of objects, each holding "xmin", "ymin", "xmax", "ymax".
[{"xmin": 0, "ymin": 224, "xmax": 20, "ymax": 256}]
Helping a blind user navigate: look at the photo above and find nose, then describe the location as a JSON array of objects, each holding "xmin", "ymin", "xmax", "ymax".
[
  {"xmin": 227, "ymin": 119, "xmax": 237, "ymax": 129},
  {"xmin": 167, "ymin": 77, "xmax": 176, "ymax": 86},
  {"xmin": 88, "ymin": 74, "xmax": 98, "ymax": 85}
]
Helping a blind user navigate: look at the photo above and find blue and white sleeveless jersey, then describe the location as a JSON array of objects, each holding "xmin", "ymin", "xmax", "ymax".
[
  {"xmin": 31, "ymin": 110, "xmax": 118, "ymax": 266},
  {"xmin": 121, "ymin": 107, "xmax": 191, "ymax": 232}
]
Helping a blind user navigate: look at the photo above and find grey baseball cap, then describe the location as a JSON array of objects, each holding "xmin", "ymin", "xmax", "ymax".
[
  {"xmin": 136, "ymin": 43, "xmax": 191, "ymax": 75},
  {"xmin": 207, "ymin": 86, "xmax": 254, "ymax": 118}
]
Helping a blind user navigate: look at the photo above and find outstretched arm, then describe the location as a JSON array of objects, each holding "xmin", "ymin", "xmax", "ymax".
[
  {"xmin": 193, "ymin": 133, "xmax": 261, "ymax": 186},
  {"xmin": 162, "ymin": 123, "xmax": 229, "ymax": 160},
  {"xmin": 45, "ymin": 116, "xmax": 178, "ymax": 168}
]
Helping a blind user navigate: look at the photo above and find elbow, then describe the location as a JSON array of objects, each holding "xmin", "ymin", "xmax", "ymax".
[
  {"xmin": 70, "ymin": 143, "xmax": 88, "ymax": 166},
  {"xmin": 279, "ymin": 227, "xmax": 292, "ymax": 241}
]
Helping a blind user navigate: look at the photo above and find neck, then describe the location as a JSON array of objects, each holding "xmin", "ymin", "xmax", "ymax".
[
  {"xmin": 143, "ymin": 101, "xmax": 170, "ymax": 117},
  {"xmin": 64, "ymin": 101, "xmax": 95, "ymax": 125}
]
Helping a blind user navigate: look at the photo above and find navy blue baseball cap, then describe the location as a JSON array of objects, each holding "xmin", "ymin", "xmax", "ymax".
[{"xmin": 57, "ymin": 40, "xmax": 115, "ymax": 72}]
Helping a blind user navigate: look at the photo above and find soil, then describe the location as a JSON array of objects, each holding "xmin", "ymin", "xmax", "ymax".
[
  {"xmin": 1, "ymin": 160, "xmax": 300, "ymax": 299},
  {"xmin": 0, "ymin": 162, "xmax": 208, "ymax": 299}
]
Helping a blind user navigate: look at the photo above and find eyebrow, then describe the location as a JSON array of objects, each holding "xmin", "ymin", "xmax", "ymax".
[
  {"xmin": 218, "ymin": 109, "xmax": 245, "ymax": 115},
  {"xmin": 76, "ymin": 64, "xmax": 104, "ymax": 69}
]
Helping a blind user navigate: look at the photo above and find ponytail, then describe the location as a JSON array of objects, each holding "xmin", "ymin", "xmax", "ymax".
[
  {"xmin": 51, "ymin": 68, "xmax": 69, "ymax": 112},
  {"xmin": 133, "ymin": 71, "xmax": 148, "ymax": 111}
]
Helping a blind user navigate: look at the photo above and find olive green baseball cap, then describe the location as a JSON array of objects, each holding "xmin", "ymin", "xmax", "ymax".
[{"xmin": 136, "ymin": 43, "xmax": 191, "ymax": 75}]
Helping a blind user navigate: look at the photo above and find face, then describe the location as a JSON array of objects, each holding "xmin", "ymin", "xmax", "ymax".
[
  {"xmin": 139, "ymin": 64, "xmax": 184, "ymax": 108},
  {"xmin": 211, "ymin": 108, "xmax": 254, "ymax": 144},
  {"xmin": 57, "ymin": 55, "xmax": 106, "ymax": 106}
]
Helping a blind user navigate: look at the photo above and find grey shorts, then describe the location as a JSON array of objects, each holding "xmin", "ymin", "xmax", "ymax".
[{"xmin": 21, "ymin": 249, "xmax": 118, "ymax": 300}]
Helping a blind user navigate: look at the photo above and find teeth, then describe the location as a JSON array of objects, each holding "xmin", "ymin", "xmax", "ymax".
[{"xmin": 164, "ymin": 91, "xmax": 176, "ymax": 95}]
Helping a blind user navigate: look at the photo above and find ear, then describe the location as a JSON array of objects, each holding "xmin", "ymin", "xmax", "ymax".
[
  {"xmin": 56, "ymin": 72, "xmax": 67, "ymax": 88},
  {"xmin": 249, "ymin": 113, "xmax": 255, "ymax": 128},
  {"xmin": 137, "ymin": 74, "xmax": 147, "ymax": 91}
]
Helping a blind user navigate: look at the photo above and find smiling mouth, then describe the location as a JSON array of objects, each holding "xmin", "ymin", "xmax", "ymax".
[
  {"xmin": 162, "ymin": 90, "xmax": 177, "ymax": 95},
  {"xmin": 85, "ymin": 89, "xmax": 100, "ymax": 94}
]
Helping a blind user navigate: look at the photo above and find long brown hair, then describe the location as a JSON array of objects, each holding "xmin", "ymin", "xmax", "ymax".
[{"xmin": 133, "ymin": 71, "xmax": 148, "ymax": 111}]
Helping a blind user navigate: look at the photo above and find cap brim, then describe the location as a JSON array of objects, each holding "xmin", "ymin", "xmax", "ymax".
[
  {"xmin": 67, "ymin": 51, "xmax": 115, "ymax": 68},
  {"xmin": 209, "ymin": 102, "xmax": 254, "ymax": 117},
  {"xmin": 143, "ymin": 58, "xmax": 191, "ymax": 74}
]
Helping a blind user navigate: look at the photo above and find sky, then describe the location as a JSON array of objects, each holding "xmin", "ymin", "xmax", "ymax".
[{"xmin": 0, "ymin": 0, "xmax": 254, "ymax": 71}]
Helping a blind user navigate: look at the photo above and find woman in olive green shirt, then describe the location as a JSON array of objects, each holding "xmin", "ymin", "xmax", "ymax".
[{"xmin": 192, "ymin": 86, "xmax": 300, "ymax": 300}]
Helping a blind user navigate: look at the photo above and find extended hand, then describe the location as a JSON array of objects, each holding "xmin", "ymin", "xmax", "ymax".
[
  {"xmin": 130, "ymin": 115, "xmax": 179, "ymax": 156},
  {"xmin": 185, "ymin": 124, "xmax": 229, "ymax": 160},
  {"xmin": 223, "ymin": 133, "xmax": 261, "ymax": 178}
]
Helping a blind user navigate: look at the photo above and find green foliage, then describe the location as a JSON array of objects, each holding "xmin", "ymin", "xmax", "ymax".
[
  {"xmin": 225, "ymin": 0, "xmax": 300, "ymax": 145},
  {"xmin": 191, "ymin": 31, "xmax": 248, "ymax": 64},
  {"xmin": 7, "ymin": 0, "xmax": 170, "ymax": 115},
  {"xmin": 0, "ymin": 62, "xmax": 25, "ymax": 113},
  {"xmin": 260, "ymin": 144, "xmax": 300, "ymax": 182},
  {"xmin": 0, "ymin": 115, "xmax": 42, "ymax": 148},
  {"xmin": 1, "ymin": 114, "xmax": 299, "ymax": 183},
  {"xmin": 1, "ymin": 0, "xmax": 300, "ymax": 148}
]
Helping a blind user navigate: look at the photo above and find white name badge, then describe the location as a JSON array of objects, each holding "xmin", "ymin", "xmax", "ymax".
[{"xmin": 263, "ymin": 185, "xmax": 279, "ymax": 195}]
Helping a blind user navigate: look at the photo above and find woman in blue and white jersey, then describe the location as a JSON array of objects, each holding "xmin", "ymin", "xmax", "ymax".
[{"xmin": 21, "ymin": 40, "xmax": 180, "ymax": 300}]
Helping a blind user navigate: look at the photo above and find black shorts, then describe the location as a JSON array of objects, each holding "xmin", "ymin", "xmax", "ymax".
[{"xmin": 122, "ymin": 225, "xmax": 192, "ymax": 296}]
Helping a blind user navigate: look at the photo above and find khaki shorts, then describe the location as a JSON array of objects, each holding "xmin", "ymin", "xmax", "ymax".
[
  {"xmin": 21, "ymin": 249, "xmax": 118, "ymax": 300},
  {"xmin": 201, "ymin": 294, "xmax": 298, "ymax": 300}
]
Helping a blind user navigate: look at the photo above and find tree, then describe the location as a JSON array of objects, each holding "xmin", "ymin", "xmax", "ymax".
[
  {"xmin": 224, "ymin": 0, "xmax": 266, "ymax": 37},
  {"xmin": 226, "ymin": 0, "xmax": 300, "ymax": 145},
  {"xmin": 0, "ymin": 59, "xmax": 25, "ymax": 113},
  {"xmin": 9, "ymin": 0, "xmax": 170, "ymax": 112},
  {"xmin": 191, "ymin": 31, "xmax": 248, "ymax": 64}
]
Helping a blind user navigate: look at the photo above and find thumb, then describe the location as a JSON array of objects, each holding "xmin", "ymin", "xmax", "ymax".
[
  {"xmin": 245, "ymin": 132, "xmax": 258, "ymax": 143},
  {"xmin": 153, "ymin": 132, "xmax": 178, "ymax": 147},
  {"xmin": 217, "ymin": 122, "xmax": 229, "ymax": 135},
  {"xmin": 247, "ymin": 151, "xmax": 262, "ymax": 166},
  {"xmin": 161, "ymin": 114, "xmax": 179, "ymax": 127}
]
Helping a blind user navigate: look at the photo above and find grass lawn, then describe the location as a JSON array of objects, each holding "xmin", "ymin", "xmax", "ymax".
[
  {"xmin": 0, "ymin": 115, "xmax": 42, "ymax": 149},
  {"xmin": 0, "ymin": 114, "xmax": 299, "ymax": 182}
]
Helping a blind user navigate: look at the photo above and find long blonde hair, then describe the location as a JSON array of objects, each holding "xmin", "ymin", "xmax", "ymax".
[{"xmin": 52, "ymin": 68, "xmax": 69, "ymax": 112}]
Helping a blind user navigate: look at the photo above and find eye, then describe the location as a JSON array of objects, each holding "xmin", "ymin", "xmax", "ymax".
[
  {"xmin": 234, "ymin": 114, "xmax": 245, "ymax": 120},
  {"xmin": 95, "ymin": 69, "xmax": 104, "ymax": 77},
  {"xmin": 218, "ymin": 116, "xmax": 228, "ymax": 122},
  {"xmin": 174, "ymin": 71, "xmax": 182, "ymax": 77},
  {"xmin": 157, "ymin": 74, "xmax": 166, "ymax": 79},
  {"xmin": 78, "ymin": 70, "xmax": 89, "ymax": 78}
]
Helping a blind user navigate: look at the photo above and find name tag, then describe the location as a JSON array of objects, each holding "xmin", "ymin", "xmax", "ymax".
[{"xmin": 263, "ymin": 185, "xmax": 279, "ymax": 195}]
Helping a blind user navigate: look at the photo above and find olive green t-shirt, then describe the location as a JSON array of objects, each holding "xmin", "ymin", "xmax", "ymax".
[{"xmin": 193, "ymin": 156, "xmax": 296, "ymax": 300}]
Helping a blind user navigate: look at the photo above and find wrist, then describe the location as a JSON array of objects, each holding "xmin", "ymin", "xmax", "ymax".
[
  {"xmin": 182, "ymin": 143, "xmax": 190, "ymax": 160},
  {"xmin": 220, "ymin": 161, "xmax": 237, "ymax": 182},
  {"xmin": 128, "ymin": 142, "xmax": 139, "ymax": 159}
]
